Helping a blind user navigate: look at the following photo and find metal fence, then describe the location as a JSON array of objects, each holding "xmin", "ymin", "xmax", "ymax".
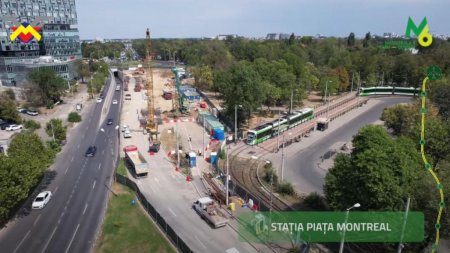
[{"xmin": 115, "ymin": 174, "xmax": 194, "ymax": 253}]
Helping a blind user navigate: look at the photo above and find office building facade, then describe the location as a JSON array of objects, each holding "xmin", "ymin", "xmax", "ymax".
[{"xmin": 0, "ymin": 0, "xmax": 82, "ymax": 86}]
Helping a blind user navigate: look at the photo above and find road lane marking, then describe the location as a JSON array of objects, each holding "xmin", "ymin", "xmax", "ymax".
[
  {"xmin": 65, "ymin": 167, "xmax": 69, "ymax": 175},
  {"xmin": 102, "ymin": 150, "xmax": 105, "ymax": 155},
  {"xmin": 195, "ymin": 236, "xmax": 207, "ymax": 249},
  {"xmin": 83, "ymin": 204, "xmax": 88, "ymax": 215},
  {"xmin": 65, "ymin": 223, "xmax": 80, "ymax": 253},
  {"xmin": 13, "ymin": 230, "xmax": 30, "ymax": 253},
  {"xmin": 92, "ymin": 180, "xmax": 96, "ymax": 189},
  {"xmin": 54, "ymin": 186, "xmax": 59, "ymax": 195},
  {"xmin": 168, "ymin": 208, "xmax": 177, "ymax": 217},
  {"xmin": 41, "ymin": 226, "xmax": 58, "ymax": 253},
  {"xmin": 98, "ymin": 163, "xmax": 101, "ymax": 170},
  {"xmin": 71, "ymin": 156, "xmax": 74, "ymax": 162},
  {"xmin": 33, "ymin": 214, "xmax": 42, "ymax": 226}
]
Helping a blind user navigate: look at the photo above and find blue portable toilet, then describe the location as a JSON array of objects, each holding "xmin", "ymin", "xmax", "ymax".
[
  {"xmin": 189, "ymin": 152, "xmax": 197, "ymax": 167},
  {"xmin": 210, "ymin": 152, "xmax": 218, "ymax": 165},
  {"xmin": 213, "ymin": 128, "xmax": 225, "ymax": 141}
]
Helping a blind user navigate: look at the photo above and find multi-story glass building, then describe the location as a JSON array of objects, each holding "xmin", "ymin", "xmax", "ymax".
[{"xmin": 0, "ymin": 0, "xmax": 82, "ymax": 86}]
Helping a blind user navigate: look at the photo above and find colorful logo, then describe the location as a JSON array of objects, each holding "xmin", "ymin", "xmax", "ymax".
[
  {"xmin": 5, "ymin": 16, "xmax": 49, "ymax": 43},
  {"xmin": 405, "ymin": 17, "xmax": 432, "ymax": 47}
]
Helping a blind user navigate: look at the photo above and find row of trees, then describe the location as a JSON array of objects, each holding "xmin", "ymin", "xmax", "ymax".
[
  {"xmin": 0, "ymin": 89, "xmax": 21, "ymax": 123},
  {"xmin": 81, "ymin": 41, "xmax": 125, "ymax": 59},
  {"xmin": 0, "ymin": 133, "xmax": 55, "ymax": 222}
]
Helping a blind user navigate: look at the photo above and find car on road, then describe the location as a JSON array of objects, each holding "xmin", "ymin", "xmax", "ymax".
[
  {"xmin": 17, "ymin": 107, "xmax": 28, "ymax": 113},
  {"xmin": 32, "ymin": 191, "xmax": 52, "ymax": 209},
  {"xmin": 96, "ymin": 98, "xmax": 103, "ymax": 103},
  {"xmin": 6, "ymin": 124, "xmax": 23, "ymax": 131},
  {"xmin": 112, "ymin": 99, "xmax": 118, "ymax": 105},
  {"xmin": 85, "ymin": 146, "xmax": 97, "ymax": 157},
  {"xmin": 26, "ymin": 110, "xmax": 39, "ymax": 116},
  {"xmin": 107, "ymin": 118, "xmax": 113, "ymax": 125},
  {"xmin": 125, "ymin": 94, "xmax": 131, "ymax": 100}
]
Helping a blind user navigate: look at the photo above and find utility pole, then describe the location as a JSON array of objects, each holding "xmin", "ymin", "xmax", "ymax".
[
  {"xmin": 176, "ymin": 122, "xmax": 180, "ymax": 170},
  {"xmin": 225, "ymin": 143, "xmax": 229, "ymax": 207},
  {"xmin": 325, "ymin": 81, "xmax": 330, "ymax": 119},
  {"xmin": 397, "ymin": 197, "xmax": 411, "ymax": 253},
  {"xmin": 350, "ymin": 72, "xmax": 354, "ymax": 93},
  {"xmin": 50, "ymin": 120, "xmax": 55, "ymax": 142},
  {"xmin": 276, "ymin": 110, "xmax": 281, "ymax": 151},
  {"xmin": 281, "ymin": 134, "xmax": 285, "ymax": 181},
  {"xmin": 289, "ymin": 89, "xmax": 294, "ymax": 115},
  {"xmin": 202, "ymin": 117, "xmax": 205, "ymax": 156}
]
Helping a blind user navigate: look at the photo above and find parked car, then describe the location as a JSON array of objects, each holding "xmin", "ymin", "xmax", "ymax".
[
  {"xmin": 96, "ymin": 98, "xmax": 103, "ymax": 103},
  {"xmin": 16, "ymin": 107, "xmax": 27, "ymax": 113},
  {"xmin": 112, "ymin": 99, "xmax": 118, "ymax": 105},
  {"xmin": 123, "ymin": 130, "xmax": 131, "ymax": 138},
  {"xmin": 0, "ymin": 122, "xmax": 12, "ymax": 130},
  {"xmin": 6, "ymin": 124, "xmax": 23, "ymax": 131},
  {"xmin": 122, "ymin": 125, "xmax": 129, "ymax": 132},
  {"xmin": 26, "ymin": 110, "xmax": 39, "ymax": 116},
  {"xmin": 76, "ymin": 103, "xmax": 82, "ymax": 111},
  {"xmin": 85, "ymin": 146, "xmax": 97, "ymax": 157},
  {"xmin": 32, "ymin": 191, "xmax": 52, "ymax": 209},
  {"xmin": 107, "ymin": 118, "xmax": 113, "ymax": 125}
]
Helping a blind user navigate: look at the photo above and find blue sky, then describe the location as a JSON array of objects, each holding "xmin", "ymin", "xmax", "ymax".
[{"xmin": 75, "ymin": 0, "xmax": 450, "ymax": 39}]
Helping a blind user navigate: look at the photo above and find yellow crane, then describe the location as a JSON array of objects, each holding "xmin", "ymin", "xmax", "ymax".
[{"xmin": 145, "ymin": 28, "xmax": 158, "ymax": 139}]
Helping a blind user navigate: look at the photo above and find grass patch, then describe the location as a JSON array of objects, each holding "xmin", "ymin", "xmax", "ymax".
[
  {"xmin": 117, "ymin": 159, "xmax": 127, "ymax": 176},
  {"xmin": 95, "ymin": 183, "xmax": 176, "ymax": 253}
]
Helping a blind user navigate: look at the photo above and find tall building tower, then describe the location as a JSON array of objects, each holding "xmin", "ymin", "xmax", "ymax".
[{"xmin": 0, "ymin": 0, "xmax": 82, "ymax": 86}]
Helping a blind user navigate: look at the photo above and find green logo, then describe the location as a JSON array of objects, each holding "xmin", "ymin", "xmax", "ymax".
[{"xmin": 405, "ymin": 17, "xmax": 432, "ymax": 47}]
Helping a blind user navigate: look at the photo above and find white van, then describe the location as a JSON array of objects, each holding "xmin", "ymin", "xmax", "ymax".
[{"xmin": 115, "ymin": 85, "xmax": 120, "ymax": 91}]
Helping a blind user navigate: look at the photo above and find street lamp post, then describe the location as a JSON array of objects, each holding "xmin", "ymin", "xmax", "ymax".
[
  {"xmin": 339, "ymin": 203, "xmax": 361, "ymax": 253},
  {"xmin": 276, "ymin": 110, "xmax": 281, "ymax": 151},
  {"xmin": 176, "ymin": 122, "xmax": 180, "ymax": 170},
  {"xmin": 280, "ymin": 132, "xmax": 292, "ymax": 181},
  {"xmin": 397, "ymin": 197, "xmax": 411, "ymax": 253},
  {"xmin": 235, "ymin": 104, "xmax": 242, "ymax": 143}
]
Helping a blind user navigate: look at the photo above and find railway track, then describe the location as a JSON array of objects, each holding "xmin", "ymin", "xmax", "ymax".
[{"xmin": 228, "ymin": 144, "xmax": 293, "ymax": 211}]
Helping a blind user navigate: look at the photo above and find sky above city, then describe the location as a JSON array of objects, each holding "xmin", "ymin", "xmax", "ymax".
[{"xmin": 76, "ymin": 0, "xmax": 450, "ymax": 39}]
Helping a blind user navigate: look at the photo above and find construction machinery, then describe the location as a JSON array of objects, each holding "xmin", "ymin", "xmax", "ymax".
[
  {"xmin": 171, "ymin": 67, "xmax": 189, "ymax": 115},
  {"xmin": 145, "ymin": 28, "xmax": 158, "ymax": 139}
]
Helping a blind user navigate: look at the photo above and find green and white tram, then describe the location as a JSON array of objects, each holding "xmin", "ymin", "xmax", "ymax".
[
  {"xmin": 246, "ymin": 108, "xmax": 314, "ymax": 145},
  {"xmin": 359, "ymin": 86, "xmax": 419, "ymax": 96}
]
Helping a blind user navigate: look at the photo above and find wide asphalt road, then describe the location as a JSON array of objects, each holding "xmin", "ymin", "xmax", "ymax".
[
  {"xmin": 0, "ymin": 73, "xmax": 122, "ymax": 253},
  {"xmin": 283, "ymin": 97, "xmax": 412, "ymax": 194}
]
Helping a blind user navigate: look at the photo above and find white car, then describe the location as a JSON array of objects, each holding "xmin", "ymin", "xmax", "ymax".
[
  {"xmin": 112, "ymin": 99, "xmax": 118, "ymax": 105},
  {"xmin": 6, "ymin": 124, "xmax": 23, "ymax": 131},
  {"xmin": 96, "ymin": 98, "xmax": 103, "ymax": 103},
  {"xmin": 32, "ymin": 191, "xmax": 52, "ymax": 209},
  {"xmin": 121, "ymin": 125, "xmax": 129, "ymax": 132}
]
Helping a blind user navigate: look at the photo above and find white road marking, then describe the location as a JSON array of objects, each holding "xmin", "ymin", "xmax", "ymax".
[
  {"xmin": 65, "ymin": 167, "xmax": 69, "ymax": 175},
  {"xmin": 92, "ymin": 180, "xmax": 96, "ymax": 189},
  {"xmin": 98, "ymin": 163, "xmax": 101, "ymax": 170},
  {"xmin": 71, "ymin": 156, "xmax": 74, "ymax": 162},
  {"xmin": 102, "ymin": 150, "xmax": 105, "ymax": 155},
  {"xmin": 54, "ymin": 186, "xmax": 59, "ymax": 195},
  {"xmin": 168, "ymin": 208, "xmax": 177, "ymax": 217},
  {"xmin": 41, "ymin": 226, "xmax": 58, "ymax": 253},
  {"xmin": 13, "ymin": 230, "xmax": 30, "ymax": 253},
  {"xmin": 33, "ymin": 214, "xmax": 42, "ymax": 226},
  {"xmin": 195, "ymin": 236, "xmax": 207, "ymax": 249},
  {"xmin": 65, "ymin": 223, "xmax": 80, "ymax": 253},
  {"xmin": 83, "ymin": 204, "xmax": 88, "ymax": 215}
]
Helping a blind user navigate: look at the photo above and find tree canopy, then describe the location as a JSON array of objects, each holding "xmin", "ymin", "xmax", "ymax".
[{"xmin": 27, "ymin": 68, "xmax": 66, "ymax": 107}]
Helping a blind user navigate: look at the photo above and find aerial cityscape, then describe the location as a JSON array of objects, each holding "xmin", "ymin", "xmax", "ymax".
[{"xmin": 0, "ymin": 1, "xmax": 449, "ymax": 253}]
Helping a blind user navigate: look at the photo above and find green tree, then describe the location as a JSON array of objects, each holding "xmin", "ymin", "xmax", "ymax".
[
  {"xmin": 429, "ymin": 80, "xmax": 450, "ymax": 119},
  {"xmin": 288, "ymin": 33, "xmax": 296, "ymax": 45},
  {"xmin": 0, "ymin": 133, "xmax": 54, "ymax": 222},
  {"xmin": 74, "ymin": 59, "xmax": 90, "ymax": 83},
  {"xmin": 363, "ymin": 32, "xmax": 371, "ymax": 48},
  {"xmin": 3, "ymin": 88, "xmax": 15, "ymax": 100},
  {"xmin": 0, "ymin": 92, "xmax": 20, "ymax": 123},
  {"xmin": 46, "ymin": 119, "xmax": 67, "ymax": 141},
  {"xmin": 215, "ymin": 61, "xmax": 265, "ymax": 127},
  {"xmin": 28, "ymin": 68, "xmax": 66, "ymax": 107},
  {"xmin": 347, "ymin": 32, "xmax": 355, "ymax": 47},
  {"xmin": 68, "ymin": 112, "xmax": 82, "ymax": 123},
  {"xmin": 324, "ymin": 125, "xmax": 422, "ymax": 211},
  {"xmin": 193, "ymin": 65, "xmax": 214, "ymax": 90}
]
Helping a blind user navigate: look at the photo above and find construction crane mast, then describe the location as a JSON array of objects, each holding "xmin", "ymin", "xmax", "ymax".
[
  {"xmin": 171, "ymin": 67, "xmax": 188, "ymax": 115},
  {"xmin": 145, "ymin": 28, "xmax": 157, "ymax": 139}
]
